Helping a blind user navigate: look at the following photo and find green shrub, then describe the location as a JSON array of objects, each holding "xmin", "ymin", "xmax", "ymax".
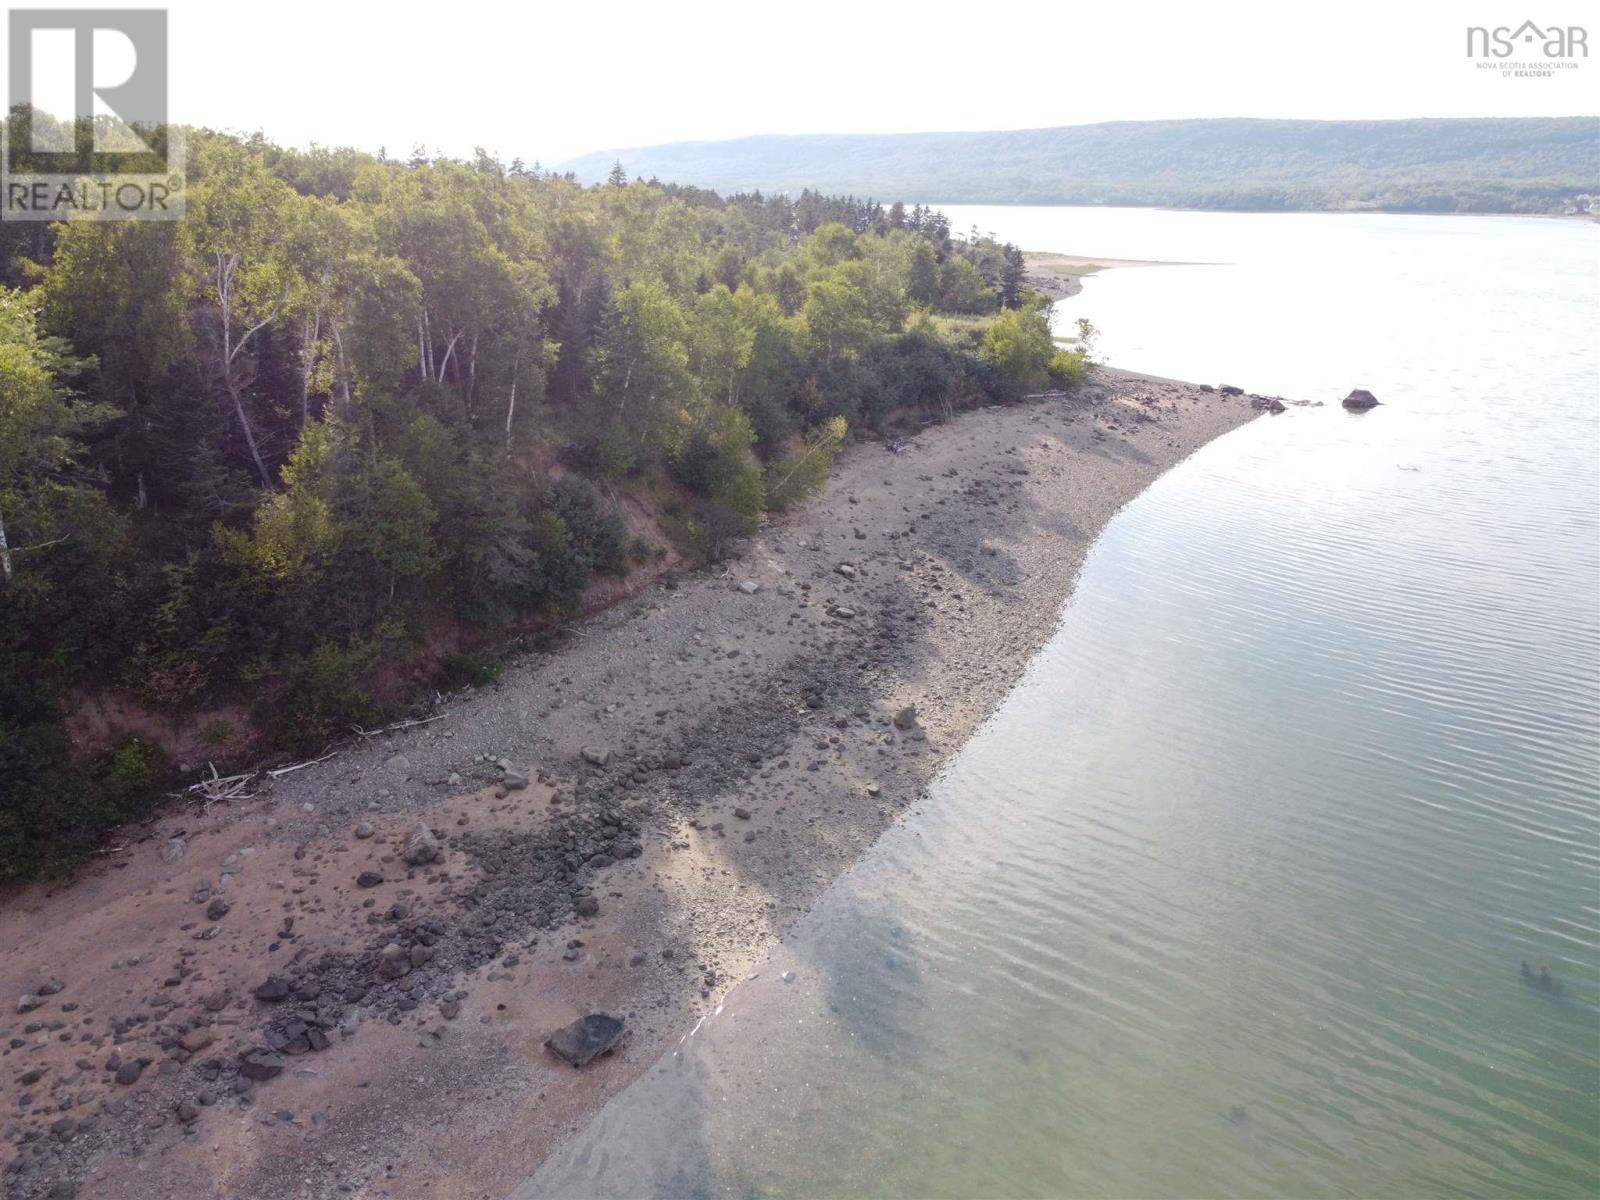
[
  {"xmin": 669, "ymin": 406, "xmax": 765, "ymax": 523},
  {"xmin": 93, "ymin": 738, "xmax": 170, "ymax": 811},
  {"xmin": 982, "ymin": 305, "xmax": 1056, "ymax": 395},
  {"xmin": 682, "ymin": 501, "xmax": 751, "ymax": 563},
  {"xmin": 273, "ymin": 640, "xmax": 378, "ymax": 754},
  {"xmin": 544, "ymin": 477, "xmax": 628, "ymax": 580},
  {"xmin": 766, "ymin": 416, "xmax": 848, "ymax": 512},
  {"xmin": 434, "ymin": 652, "xmax": 504, "ymax": 691},
  {"xmin": 1048, "ymin": 349, "xmax": 1090, "ymax": 387},
  {"xmin": 0, "ymin": 728, "xmax": 169, "ymax": 880}
]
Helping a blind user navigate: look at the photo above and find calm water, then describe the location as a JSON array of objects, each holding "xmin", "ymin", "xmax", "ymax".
[{"xmin": 521, "ymin": 209, "xmax": 1600, "ymax": 1199}]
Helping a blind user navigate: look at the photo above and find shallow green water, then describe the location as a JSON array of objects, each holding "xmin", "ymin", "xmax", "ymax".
[{"xmin": 520, "ymin": 210, "xmax": 1600, "ymax": 1199}]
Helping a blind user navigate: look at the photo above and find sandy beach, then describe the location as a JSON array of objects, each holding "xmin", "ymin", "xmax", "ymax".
[
  {"xmin": 1, "ymin": 368, "xmax": 1265, "ymax": 1200},
  {"xmin": 1023, "ymin": 251, "xmax": 1189, "ymax": 299}
]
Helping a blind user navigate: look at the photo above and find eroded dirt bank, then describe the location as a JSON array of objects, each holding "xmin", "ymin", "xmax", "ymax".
[{"xmin": 1, "ymin": 369, "xmax": 1263, "ymax": 1200}]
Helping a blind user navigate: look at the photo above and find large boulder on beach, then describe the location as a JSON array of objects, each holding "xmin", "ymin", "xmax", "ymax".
[
  {"xmin": 1342, "ymin": 389, "xmax": 1380, "ymax": 410},
  {"xmin": 545, "ymin": 1013, "xmax": 626, "ymax": 1067}
]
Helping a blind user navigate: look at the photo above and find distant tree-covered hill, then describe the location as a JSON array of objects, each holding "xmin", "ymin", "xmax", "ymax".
[{"xmin": 560, "ymin": 117, "xmax": 1600, "ymax": 213}]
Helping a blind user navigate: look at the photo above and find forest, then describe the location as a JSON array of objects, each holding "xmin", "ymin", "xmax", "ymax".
[
  {"xmin": 0, "ymin": 118, "xmax": 1078, "ymax": 878},
  {"xmin": 560, "ymin": 117, "xmax": 1600, "ymax": 213}
]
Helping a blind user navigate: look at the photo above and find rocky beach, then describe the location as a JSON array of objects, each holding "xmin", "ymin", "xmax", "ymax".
[{"xmin": 1, "ymin": 368, "xmax": 1264, "ymax": 1200}]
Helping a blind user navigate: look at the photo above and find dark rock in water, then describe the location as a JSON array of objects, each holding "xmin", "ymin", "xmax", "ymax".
[
  {"xmin": 1523, "ymin": 960, "xmax": 1565, "ymax": 996},
  {"xmin": 1342, "ymin": 388, "xmax": 1380, "ymax": 410},
  {"xmin": 544, "ymin": 1013, "xmax": 625, "ymax": 1067}
]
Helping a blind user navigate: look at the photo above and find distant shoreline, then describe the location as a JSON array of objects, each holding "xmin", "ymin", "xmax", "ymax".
[
  {"xmin": 943, "ymin": 202, "xmax": 1599, "ymax": 222},
  {"xmin": 560, "ymin": 117, "xmax": 1597, "ymax": 218}
]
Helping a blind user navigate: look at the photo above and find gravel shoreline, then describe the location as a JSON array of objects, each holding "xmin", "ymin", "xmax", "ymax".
[{"xmin": 1, "ymin": 367, "xmax": 1262, "ymax": 1200}]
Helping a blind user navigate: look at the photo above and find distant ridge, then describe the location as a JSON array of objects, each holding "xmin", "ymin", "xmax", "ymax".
[{"xmin": 559, "ymin": 117, "xmax": 1600, "ymax": 213}]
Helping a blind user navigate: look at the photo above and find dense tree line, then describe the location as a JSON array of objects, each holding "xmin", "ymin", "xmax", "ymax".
[{"xmin": 0, "ymin": 122, "xmax": 1081, "ymax": 876}]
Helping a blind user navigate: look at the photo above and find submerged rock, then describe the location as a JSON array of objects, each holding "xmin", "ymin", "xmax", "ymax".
[
  {"xmin": 544, "ymin": 1013, "xmax": 625, "ymax": 1067},
  {"xmin": 1342, "ymin": 388, "xmax": 1380, "ymax": 410}
]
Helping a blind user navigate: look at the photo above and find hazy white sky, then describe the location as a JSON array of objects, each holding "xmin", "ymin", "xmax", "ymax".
[{"xmin": 9, "ymin": 0, "xmax": 1599, "ymax": 162}]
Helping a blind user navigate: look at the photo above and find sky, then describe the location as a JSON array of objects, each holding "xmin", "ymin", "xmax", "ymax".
[{"xmin": 6, "ymin": 0, "xmax": 1598, "ymax": 163}]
